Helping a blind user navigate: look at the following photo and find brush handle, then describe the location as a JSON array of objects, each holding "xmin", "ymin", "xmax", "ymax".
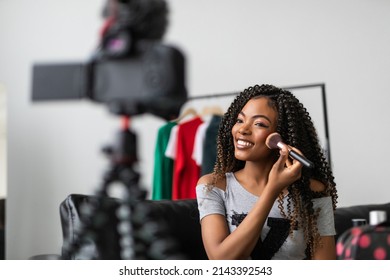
[{"xmin": 289, "ymin": 150, "xmax": 314, "ymax": 169}]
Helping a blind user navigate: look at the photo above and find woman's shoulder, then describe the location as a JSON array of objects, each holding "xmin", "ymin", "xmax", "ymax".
[{"xmin": 197, "ymin": 173, "xmax": 227, "ymax": 191}]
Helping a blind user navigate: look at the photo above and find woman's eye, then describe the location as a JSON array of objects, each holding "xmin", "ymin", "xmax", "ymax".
[
  {"xmin": 255, "ymin": 122, "xmax": 268, "ymax": 128},
  {"xmin": 236, "ymin": 118, "xmax": 243, "ymax": 123}
]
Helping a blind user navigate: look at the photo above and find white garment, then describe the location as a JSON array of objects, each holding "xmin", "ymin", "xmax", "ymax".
[
  {"xmin": 192, "ymin": 118, "xmax": 211, "ymax": 166},
  {"xmin": 164, "ymin": 125, "xmax": 178, "ymax": 160}
]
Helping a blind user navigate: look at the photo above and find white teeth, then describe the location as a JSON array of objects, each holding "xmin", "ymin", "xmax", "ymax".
[{"xmin": 237, "ymin": 140, "xmax": 253, "ymax": 147}]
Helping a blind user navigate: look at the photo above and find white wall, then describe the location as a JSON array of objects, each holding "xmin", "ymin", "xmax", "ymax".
[
  {"xmin": 0, "ymin": 85, "xmax": 6, "ymax": 199},
  {"xmin": 1, "ymin": 0, "xmax": 390, "ymax": 259}
]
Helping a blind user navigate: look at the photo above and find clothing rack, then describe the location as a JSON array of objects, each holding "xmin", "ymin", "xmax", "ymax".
[{"xmin": 187, "ymin": 83, "xmax": 332, "ymax": 167}]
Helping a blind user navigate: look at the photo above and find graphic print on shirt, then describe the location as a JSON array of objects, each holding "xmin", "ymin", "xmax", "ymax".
[{"xmin": 230, "ymin": 211, "xmax": 292, "ymax": 259}]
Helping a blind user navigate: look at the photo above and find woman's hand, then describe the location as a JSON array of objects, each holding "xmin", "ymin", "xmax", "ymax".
[{"xmin": 267, "ymin": 145, "xmax": 303, "ymax": 193}]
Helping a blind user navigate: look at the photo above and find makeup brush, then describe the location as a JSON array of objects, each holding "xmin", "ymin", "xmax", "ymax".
[{"xmin": 265, "ymin": 132, "xmax": 314, "ymax": 169}]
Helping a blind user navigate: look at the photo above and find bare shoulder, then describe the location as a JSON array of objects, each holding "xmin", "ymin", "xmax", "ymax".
[
  {"xmin": 309, "ymin": 179, "xmax": 326, "ymax": 192},
  {"xmin": 197, "ymin": 173, "xmax": 227, "ymax": 191},
  {"xmin": 197, "ymin": 173, "xmax": 214, "ymax": 185}
]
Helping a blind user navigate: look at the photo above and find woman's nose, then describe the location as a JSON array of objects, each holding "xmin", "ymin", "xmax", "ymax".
[{"xmin": 238, "ymin": 124, "xmax": 251, "ymax": 135}]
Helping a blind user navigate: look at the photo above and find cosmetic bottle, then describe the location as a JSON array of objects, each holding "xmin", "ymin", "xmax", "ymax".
[{"xmin": 369, "ymin": 210, "xmax": 387, "ymax": 226}]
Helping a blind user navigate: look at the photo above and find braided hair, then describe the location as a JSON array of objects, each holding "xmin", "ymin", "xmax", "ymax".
[{"xmin": 212, "ymin": 84, "xmax": 337, "ymax": 258}]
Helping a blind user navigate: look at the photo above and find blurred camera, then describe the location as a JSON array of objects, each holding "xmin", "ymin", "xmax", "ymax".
[{"xmin": 31, "ymin": 0, "xmax": 187, "ymax": 120}]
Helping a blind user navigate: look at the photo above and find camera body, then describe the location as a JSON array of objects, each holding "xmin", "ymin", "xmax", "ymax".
[
  {"xmin": 91, "ymin": 41, "xmax": 186, "ymax": 119},
  {"xmin": 32, "ymin": 40, "xmax": 187, "ymax": 120}
]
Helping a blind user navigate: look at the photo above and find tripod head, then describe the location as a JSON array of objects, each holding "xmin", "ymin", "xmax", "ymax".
[{"xmin": 100, "ymin": 115, "xmax": 143, "ymax": 194}]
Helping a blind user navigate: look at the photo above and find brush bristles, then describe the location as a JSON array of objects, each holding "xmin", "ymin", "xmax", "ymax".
[{"xmin": 265, "ymin": 132, "xmax": 282, "ymax": 149}]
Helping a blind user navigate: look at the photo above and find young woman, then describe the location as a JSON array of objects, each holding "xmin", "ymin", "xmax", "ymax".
[{"xmin": 196, "ymin": 84, "xmax": 338, "ymax": 260}]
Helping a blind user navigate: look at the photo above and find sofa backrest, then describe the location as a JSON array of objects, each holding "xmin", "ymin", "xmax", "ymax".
[
  {"xmin": 60, "ymin": 193, "xmax": 390, "ymax": 259},
  {"xmin": 60, "ymin": 194, "xmax": 208, "ymax": 260}
]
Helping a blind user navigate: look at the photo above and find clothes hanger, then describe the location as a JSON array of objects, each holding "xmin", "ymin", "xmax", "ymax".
[
  {"xmin": 172, "ymin": 107, "xmax": 198, "ymax": 122},
  {"xmin": 201, "ymin": 105, "xmax": 224, "ymax": 117}
]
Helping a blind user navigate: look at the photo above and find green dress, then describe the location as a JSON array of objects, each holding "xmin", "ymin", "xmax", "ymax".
[{"xmin": 152, "ymin": 121, "xmax": 176, "ymax": 200}]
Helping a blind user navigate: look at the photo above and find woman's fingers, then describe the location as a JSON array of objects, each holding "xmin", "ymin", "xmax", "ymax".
[
  {"xmin": 279, "ymin": 145, "xmax": 303, "ymax": 178},
  {"xmin": 275, "ymin": 145, "xmax": 289, "ymax": 170}
]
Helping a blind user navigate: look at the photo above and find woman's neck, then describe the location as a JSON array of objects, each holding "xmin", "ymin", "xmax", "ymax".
[{"xmin": 234, "ymin": 161, "xmax": 274, "ymax": 196}]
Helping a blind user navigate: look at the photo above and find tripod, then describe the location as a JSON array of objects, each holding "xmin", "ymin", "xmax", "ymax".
[{"xmin": 62, "ymin": 116, "xmax": 183, "ymax": 259}]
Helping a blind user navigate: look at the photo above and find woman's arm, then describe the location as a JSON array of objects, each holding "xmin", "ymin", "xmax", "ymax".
[
  {"xmin": 312, "ymin": 236, "xmax": 336, "ymax": 260},
  {"xmin": 309, "ymin": 179, "xmax": 337, "ymax": 260},
  {"xmin": 200, "ymin": 189, "xmax": 280, "ymax": 259}
]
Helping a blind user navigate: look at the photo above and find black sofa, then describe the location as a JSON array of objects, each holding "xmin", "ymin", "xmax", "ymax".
[
  {"xmin": 58, "ymin": 193, "xmax": 390, "ymax": 260},
  {"xmin": 0, "ymin": 198, "xmax": 5, "ymax": 260}
]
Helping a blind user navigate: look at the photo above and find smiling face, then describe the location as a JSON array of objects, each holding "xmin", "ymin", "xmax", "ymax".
[{"xmin": 231, "ymin": 97, "xmax": 278, "ymax": 162}]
